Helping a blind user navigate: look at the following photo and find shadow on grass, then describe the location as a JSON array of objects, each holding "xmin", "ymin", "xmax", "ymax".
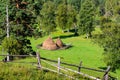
[
  {"xmin": 98, "ymin": 66, "xmax": 107, "ymax": 70},
  {"xmin": 36, "ymin": 43, "xmax": 73, "ymax": 50},
  {"xmin": 53, "ymin": 33, "xmax": 79, "ymax": 39}
]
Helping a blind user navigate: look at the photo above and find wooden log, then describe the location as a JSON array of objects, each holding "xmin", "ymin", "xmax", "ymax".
[
  {"xmin": 0, "ymin": 54, "xmax": 36, "ymax": 57},
  {"xmin": 0, "ymin": 54, "xmax": 105, "ymax": 72},
  {"xmin": 42, "ymin": 66, "xmax": 76, "ymax": 79},
  {"xmin": 58, "ymin": 58, "xmax": 60, "ymax": 73},
  {"xmin": 78, "ymin": 61, "xmax": 82, "ymax": 72},
  {"xmin": 41, "ymin": 59, "xmax": 68, "ymax": 72},
  {"xmin": 60, "ymin": 66, "xmax": 101, "ymax": 80},
  {"xmin": 36, "ymin": 52, "xmax": 41, "ymax": 69},
  {"xmin": 103, "ymin": 66, "xmax": 111, "ymax": 80},
  {"xmin": 7, "ymin": 53, "xmax": 10, "ymax": 62},
  {"xmin": 40, "ymin": 57, "xmax": 105, "ymax": 72},
  {"xmin": 81, "ymin": 66, "xmax": 105, "ymax": 72}
]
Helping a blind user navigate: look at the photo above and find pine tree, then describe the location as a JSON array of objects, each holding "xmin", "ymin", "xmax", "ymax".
[
  {"xmin": 0, "ymin": 0, "xmax": 42, "ymax": 55},
  {"xmin": 77, "ymin": 0, "xmax": 95, "ymax": 38},
  {"xmin": 0, "ymin": 0, "xmax": 9, "ymax": 43},
  {"xmin": 66, "ymin": 4, "xmax": 77, "ymax": 31},
  {"xmin": 67, "ymin": 0, "xmax": 82, "ymax": 13},
  {"xmin": 40, "ymin": 1, "xmax": 56, "ymax": 35},
  {"xmin": 55, "ymin": 0, "xmax": 77, "ymax": 32},
  {"xmin": 55, "ymin": 1, "xmax": 68, "ymax": 32}
]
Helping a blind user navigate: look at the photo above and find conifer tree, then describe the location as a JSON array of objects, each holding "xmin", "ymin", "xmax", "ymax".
[
  {"xmin": 55, "ymin": 0, "xmax": 77, "ymax": 32},
  {"xmin": 0, "ymin": 0, "xmax": 42, "ymax": 55},
  {"xmin": 40, "ymin": 1, "xmax": 56, "ymax": 35},
  {"xmin": 77, "ymin": 0, "xmax": 95, "ymax": 38}
]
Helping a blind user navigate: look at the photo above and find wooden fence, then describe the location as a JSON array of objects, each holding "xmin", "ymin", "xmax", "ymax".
[{"xmin": 0, "ymin": 53, "xmax": 111, "ymax": 80}]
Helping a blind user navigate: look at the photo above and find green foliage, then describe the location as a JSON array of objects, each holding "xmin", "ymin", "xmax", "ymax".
[
  {"xmin": 0, "ymin": 0, "xmax": 9, "ymax": 43},
  {"xmin": 94, "ymin": 17, "xmax": 120, "ymax": 71},
  {"xmin": 1, "ymin": 36, "xmax": 21, "ymax": 55},
  {"xmin": 0, "ymin": 0, "xmax": 43, "ymax": 55},
  {"xmin": 55, "ymin": 2, "xmax": 68, "ymax": 31},
  {"xmin": 67, "ymin": 0, "xmax": 82, "ymax": 12},
  {"xmin": 105, "ymin": 0, "xmax": 119, "ymax": 15},
  {"xmin": 40, "ymin": 1, "xmax": 56, "ymax": 34},
  {"xmin": 55, "ymin": 1, "xmax": 77, "ymax": 32},
  {"xmin": 54, "ymin": 0, "xmax": 62, "ymax": 7},
  {"xmin": 66, "ymin": 5, "xmax": 77, "ymax": 31},
  {"xmin": 77, "ymin": 0, "xmax": 95, "ymax": 38}
]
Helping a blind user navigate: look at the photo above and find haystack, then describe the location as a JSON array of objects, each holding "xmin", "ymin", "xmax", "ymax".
[
  {"xmin": 42, "ymin": 37, "xmax": 58, "ymax": 50},
  {"xmin": 56, "ymin": 38, "xmax": 64, "ymax": 48}
]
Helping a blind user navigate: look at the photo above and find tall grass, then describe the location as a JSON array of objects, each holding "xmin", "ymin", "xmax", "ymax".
[
  {"xmin": 0, "ymin": 62, "xmax": 69, "ymax": 80},
  {"xmin": 0, "ymin": 46, "xmax": 5, "ymax": 60}
]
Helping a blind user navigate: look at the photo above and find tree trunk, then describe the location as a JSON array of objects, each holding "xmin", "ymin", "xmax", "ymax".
[
  {"xmin": 86, "ymin": 33, "xmax": 89, "ymax": 39},
  {"xmin": 74, "ymin": 23, "xmax": 77, "ymax": 33},
  {"xmin": 67, "ymin": 29, "xmax": 70, "ymax": 32},
  {"xmin": 89, "ymin": 32, "xmax": 92, "ymax": 38}
]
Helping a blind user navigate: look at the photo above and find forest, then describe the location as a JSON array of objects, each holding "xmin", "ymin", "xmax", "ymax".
[{"xmin": 0, "ymin": 0, "xmax": 120, "ymax": 80}]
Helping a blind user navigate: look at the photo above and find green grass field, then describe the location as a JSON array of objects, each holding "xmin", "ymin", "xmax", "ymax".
[
  {"xmin": 0, "ymin": 30, "xmax": 120, "ymax": 79},
  {"xmin": 29, "ymin": 31, "xmax": 120, "ymax": 79}
]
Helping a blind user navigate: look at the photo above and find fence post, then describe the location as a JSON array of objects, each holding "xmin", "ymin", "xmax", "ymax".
[
  {"xmin": 78, "ymin": 61, "xmax": 82, "ymax": 72},
  {"xmin": 58, "ymin": 57, "xmax": 60, "ymax": 73},
  {"xmin": 7, "ymin": 53, "xmax": 10, "ymax": 62},
  {"xmin": 103, "ymin": 66, "xmax": 111, "ymax": 80},
  {"xmin": 36, "ymin": 52, "xmax": 41, "ymax": 69}
]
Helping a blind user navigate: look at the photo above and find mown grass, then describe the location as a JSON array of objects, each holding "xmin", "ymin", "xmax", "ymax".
[
  {"xmin": 30, "ymin": 33, "xmax": 105, "ymax": 78},
  {"xmin": 29, "ymin": 30, "xmax": 120, "ymax": 79}
]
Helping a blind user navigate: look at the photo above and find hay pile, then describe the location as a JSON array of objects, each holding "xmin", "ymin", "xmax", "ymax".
[
  {"xmin": 42, "ymin": 37, "xmax": 58, "ymax": 50},
  {"xmin": 41, "ymin": 37, "xmax": 72, "ymax": 50},
  {"xmin": 56, "ymin": 38, "xmax": 63, "ymax": 48}
]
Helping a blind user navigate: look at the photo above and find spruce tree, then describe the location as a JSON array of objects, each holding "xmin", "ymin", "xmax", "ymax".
[
  {"xmin": 77, "ymin": 0, "xmax": 95, "ymax": 38},
  {"xmin": 55, "ymin": 0, "xmax": 77, "ymax": 32},
  {"xmin": 40, "ymin": 1, "xmax": 56, "ymax": 35},
  {"xmin": 0, "ymin": 0, "xmax": 42, "ymax": 55},
  {"xmin": 55, "ymin": 1, "xmax": 68, "ymax": 32}
]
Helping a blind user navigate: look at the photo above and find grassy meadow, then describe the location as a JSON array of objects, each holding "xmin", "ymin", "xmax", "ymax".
[
  {"xmin": 0, "ymin": 29, "xmax": 120, "ymax": 79},
  {"xmin": 29, "ymin": 30, "xmax": 120, "ymax": 79}
]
